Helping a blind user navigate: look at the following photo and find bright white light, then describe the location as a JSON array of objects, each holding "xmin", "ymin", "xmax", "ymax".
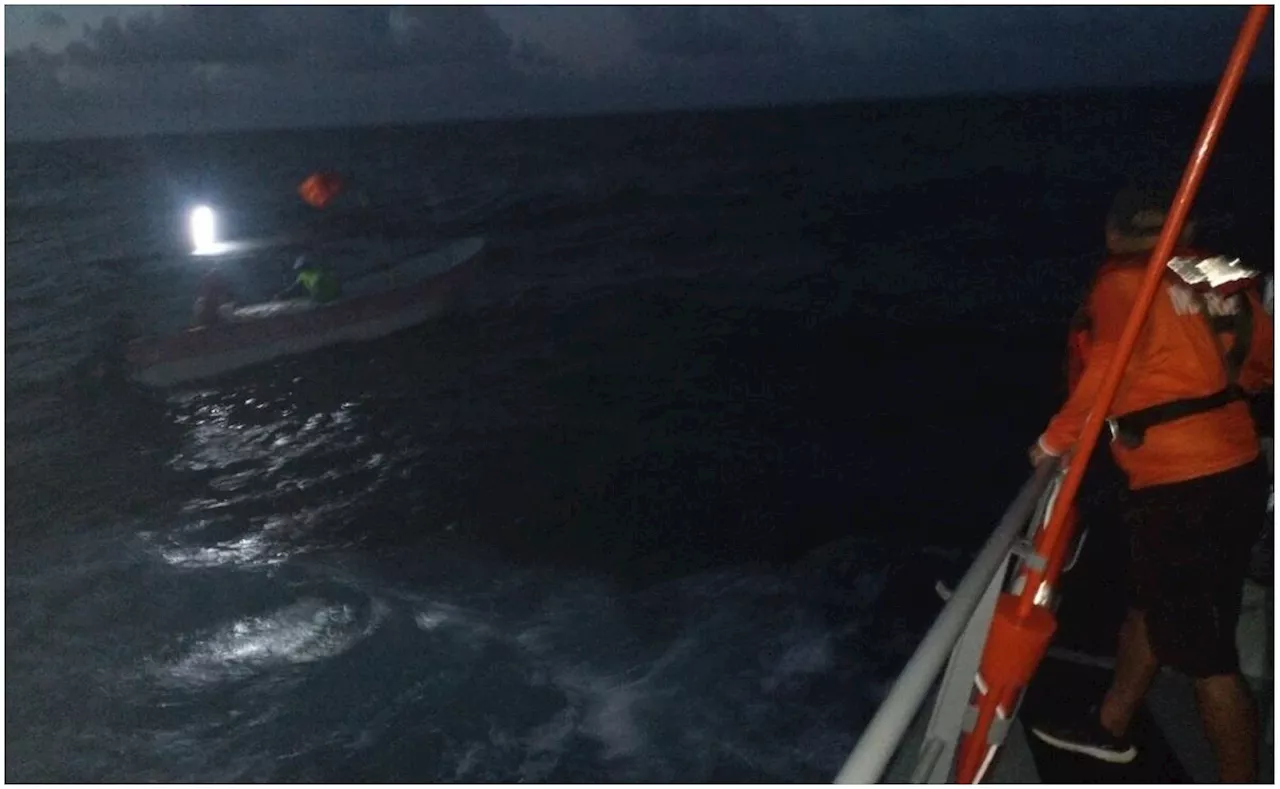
[{"xmin": 190, "ymin": 205, "xmax": 217, "ymax": 254}]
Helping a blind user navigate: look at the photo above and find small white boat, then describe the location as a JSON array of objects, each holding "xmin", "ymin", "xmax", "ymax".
[{"xmin": 125, "ymin": 237, "xmax": 485, "ymax": 387}]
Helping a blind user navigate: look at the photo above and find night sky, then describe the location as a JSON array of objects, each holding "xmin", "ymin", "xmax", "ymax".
[{"xmin": 5, "ymin": 5, "xmax": 1274, "ymax": 140}]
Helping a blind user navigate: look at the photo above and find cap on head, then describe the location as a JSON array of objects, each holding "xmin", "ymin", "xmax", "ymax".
[
  {"xmin": 1105, "ymin": 184, "xmax": 1196, "ymax": 253},
  {"xmin": 1107, "ymin": 187, "xmax": 1173, "ymax": 237}
]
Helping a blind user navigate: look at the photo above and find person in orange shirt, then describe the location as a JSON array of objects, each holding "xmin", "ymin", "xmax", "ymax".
[{"xmin": 1028, "ymin": 188, "xmax": 1273, "ymax": 782}]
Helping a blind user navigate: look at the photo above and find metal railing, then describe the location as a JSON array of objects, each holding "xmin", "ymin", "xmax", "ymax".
[{"xmin": 834, "ymin": 460, "xmax": 1059, "ymax": 783}]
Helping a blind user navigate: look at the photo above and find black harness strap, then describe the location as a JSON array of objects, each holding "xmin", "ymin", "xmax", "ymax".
[{"xmin": 1108, "ymin": 292, "xmax": 1253, "ymax": 449}]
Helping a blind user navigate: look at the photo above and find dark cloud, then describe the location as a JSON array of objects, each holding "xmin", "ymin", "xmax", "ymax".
[
  {"xmin": 62, "ymin": 6, "xmax": 516, "ymax": 72},
  {"xmin": 277, "ymin": 6, "xmax": 395, "ymax": 69},
  {"xmin": 512, "ymin": 40, "xmax": 565, "ymax": 74},
  {"xmin": 6, "ymin": 47, "xmax": 63, "ymax": 104},
  {"xmin": 9, "ymin": 7, "xmax": 529, "ymax": 138},
  {"xmin": 1012, "ymin": 6, "xmax": 1265, "ymax": 85},
  {"xmin": 6, "ymin": 46, "xmax": 61, "ymax": 83},
  {"xmin": 393, "ymin": 6, "xmax": 512, "ymax": 66},
  {"xmin": 36, "ymin": 10, "xmax": 67, "ymax": 29},
  {"xmin": 625, "ymin": 6, "xmax": 796, "ymax": 58},
  {"xmin": 780, "ymin": 5, "xmax": 1269, "ymax": 95},
  {"xmin": 65, "ymin": 8, "xmax": 293, "ymax": 67},
  {"xmin": 5, "ymin": 46, "xmax": 87, "ymax": 139},
  {"xmin": 5, "ymin": 5, "xmax": 1271, "ymax": 141}
]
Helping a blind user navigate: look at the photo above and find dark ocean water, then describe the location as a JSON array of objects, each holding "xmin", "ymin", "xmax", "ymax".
[{"xmin": 5, "ymin": 85, "xmax": 1273, "ymax": 782}]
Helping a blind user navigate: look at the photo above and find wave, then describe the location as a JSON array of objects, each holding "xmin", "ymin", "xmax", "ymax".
[{"xmin": 159, "ymin": 596, "xmax": 390, "ymax": 688}]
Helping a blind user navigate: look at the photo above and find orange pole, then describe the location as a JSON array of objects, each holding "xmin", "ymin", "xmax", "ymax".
[{"xmin": 1014, "ymin": 4, "xmax": 1270, "ymax": 621}]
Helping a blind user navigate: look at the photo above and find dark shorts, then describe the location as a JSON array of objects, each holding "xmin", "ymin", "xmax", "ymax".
[{"xmin": 1126, "ymin": 457, "xmax": 1270, "ymax": 678}]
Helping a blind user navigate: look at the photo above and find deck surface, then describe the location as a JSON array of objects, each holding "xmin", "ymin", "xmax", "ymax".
[{"xmin": 1018, "ymin": 654, "xmax": 1193, "ymax": 783}]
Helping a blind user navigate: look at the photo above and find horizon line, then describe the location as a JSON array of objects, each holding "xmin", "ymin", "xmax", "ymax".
[{"xmin": 7, "ymin": 77, "xmax": 1273, "ymax": 146}]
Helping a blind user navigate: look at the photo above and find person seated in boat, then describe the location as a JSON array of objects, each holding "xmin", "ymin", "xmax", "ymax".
[
  {"xmin": 191, "ymin": 268, "xmax": 236, "ymax": 328},
  {"xmin": 1027, "ymin": 187, "xmax": 1273, "ymax": 782},
  {"xmin": 277, "ymin": 255, "xmax": 342, "ymax": 303}
]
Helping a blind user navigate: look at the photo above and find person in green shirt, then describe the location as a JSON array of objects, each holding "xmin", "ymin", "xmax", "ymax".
[{"xmin": 278, "ymin": 255, "xmax": 342, "ymax": 303}]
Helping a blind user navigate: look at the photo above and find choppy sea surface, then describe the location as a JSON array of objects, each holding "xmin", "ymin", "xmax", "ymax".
[{"xmin": 5, "ymin": 85, "xmax": 1272, "ymax": 781}]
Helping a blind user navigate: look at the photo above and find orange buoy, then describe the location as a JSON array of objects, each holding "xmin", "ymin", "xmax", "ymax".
[
  {"xmin": 298, "ymin": 172, "xmax": 344, "ymax": 208},
  {"xmin": 953, "ymin": 594, "xmax": 1056, "ymax": 782}
]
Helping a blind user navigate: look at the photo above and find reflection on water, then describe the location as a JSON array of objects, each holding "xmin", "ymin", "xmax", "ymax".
[
  {"xmin": 9, "ymin": 515, "xmax": 930, "ymax": 782},
  {"xmin": 162, "ymin": 597, "xmax": 390, "ymax": 688},
  {"xmin": 169, "ymin": 395, "xmax": 366, "ymax": 476}
]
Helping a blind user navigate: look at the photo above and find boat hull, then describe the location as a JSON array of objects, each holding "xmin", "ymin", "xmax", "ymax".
[{"xmin": 125, "ymin": 238, "xmax": 483, "ymax": 387}]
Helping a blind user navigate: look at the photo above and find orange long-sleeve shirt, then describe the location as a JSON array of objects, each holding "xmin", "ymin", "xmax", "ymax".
[{"xmin": 1039, "ymin": 254, "xmax": 1273, "ymax": 490}]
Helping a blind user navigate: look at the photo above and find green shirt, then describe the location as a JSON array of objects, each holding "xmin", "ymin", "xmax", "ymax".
[{"xmin": 297, "ymin": 268, "xmax": 342, "ymax": 303}]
